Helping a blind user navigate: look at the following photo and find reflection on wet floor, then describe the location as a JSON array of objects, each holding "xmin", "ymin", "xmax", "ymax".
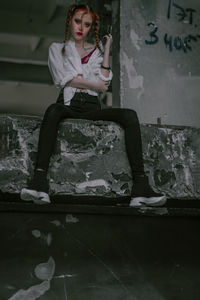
[{"xmin": 1, "ymin": 212, "xmax": 200, "ymax": 300}]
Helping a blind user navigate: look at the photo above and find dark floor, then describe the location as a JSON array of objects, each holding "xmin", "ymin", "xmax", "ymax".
[{"xmin": 1, "ymin": 210, "xmax": 200, "ymax": 300}]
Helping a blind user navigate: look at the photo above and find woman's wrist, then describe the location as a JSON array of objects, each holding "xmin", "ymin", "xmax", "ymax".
[
  {"xmin": 103, "ymin": 48, "xmax": 110, "ymax": 67},
  {"xmin": 104, "ymin": 45, "xmax": 110, "ymax": 52},
  {"xmin": 101, "ymin": 65, "xmax": 110, "ymax": 70}
]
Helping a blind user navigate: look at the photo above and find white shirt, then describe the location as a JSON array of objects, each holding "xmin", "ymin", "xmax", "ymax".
[{"xmin": 48, "ymin": 40, "xmax": 113, "ymax": 105}]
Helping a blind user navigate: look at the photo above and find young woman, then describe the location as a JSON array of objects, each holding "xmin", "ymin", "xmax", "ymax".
[{"xmin": 20, "ymin": 3, "xmax": 166, "ymax": 207}]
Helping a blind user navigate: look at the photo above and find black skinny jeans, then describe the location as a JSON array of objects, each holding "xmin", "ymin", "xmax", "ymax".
[{"xmin": 35, "ymin": 92, "xmax": 145, "ymax": 177}]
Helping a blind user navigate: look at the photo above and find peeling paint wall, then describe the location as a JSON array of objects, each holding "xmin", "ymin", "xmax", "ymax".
[{"xmin": 120, "ymin": 0, "xmax": 200, "ymax": 127}]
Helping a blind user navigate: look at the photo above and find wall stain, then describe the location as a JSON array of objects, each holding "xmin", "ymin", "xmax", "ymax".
[{"xmin": 121, "ymin": 50, "xmax": 144, "ymax": 99}]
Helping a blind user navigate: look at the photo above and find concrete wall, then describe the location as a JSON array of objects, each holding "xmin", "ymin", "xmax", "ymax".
[
  {"xmin": 0, "ymin": 81, "xmax": 57, "ymax": 116},
  {"xmin": 120, "ymin": 0, "xmax": 200, "ymax": 127}
]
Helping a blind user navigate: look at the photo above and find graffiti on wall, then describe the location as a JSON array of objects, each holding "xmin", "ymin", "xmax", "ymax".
[{"xmin": 145, "ymin": 0, "xmax": 200, "ymax": 53}]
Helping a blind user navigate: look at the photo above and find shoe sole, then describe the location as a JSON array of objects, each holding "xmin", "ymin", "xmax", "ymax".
[
  {"xmin": 130, "ymin": 195, "xmax": 167, "ymax": 207},
  {"xmin": 20, "ymin": 188, "xmax": 50, "ymax": 205}
]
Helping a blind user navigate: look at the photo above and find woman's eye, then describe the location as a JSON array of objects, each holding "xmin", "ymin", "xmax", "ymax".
[
  {"xmin": 75, "ymin": 19, "xmax": 81, "ymax": 24},
  {"xmin": 85, "ymin": 24, "xmax": 91, "ymax": 28}
]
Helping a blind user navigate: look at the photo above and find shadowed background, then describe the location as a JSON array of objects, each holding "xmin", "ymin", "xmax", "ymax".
[
  {"xmin": 0, "ymin": 0, "xmax": 113, "ymax": 116},
  {"xmin": 0, "ymin": 0, "xmax": 200, "ymax": 126}
]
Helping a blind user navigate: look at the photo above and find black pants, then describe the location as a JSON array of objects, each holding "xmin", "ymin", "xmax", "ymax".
[{"xmin": 35, "ymin": 92, "xmax": 144, "ymax": 177}]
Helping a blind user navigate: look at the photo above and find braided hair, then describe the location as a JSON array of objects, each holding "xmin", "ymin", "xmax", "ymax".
[
  {"xmin": 93, "ymin": 13, "xmax": 101, "ymax": 52},
  {"xmin": 61, "ymin": 3, "xmax": 102, "ymax": 55}
]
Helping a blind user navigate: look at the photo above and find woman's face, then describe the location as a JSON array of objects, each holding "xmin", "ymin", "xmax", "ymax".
[{"xmin": 70, "ymin": 10, "xmax": 93, "ymax": 41}]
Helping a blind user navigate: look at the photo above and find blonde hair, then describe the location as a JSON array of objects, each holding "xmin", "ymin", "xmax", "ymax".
[{"xmin": 62, "ymin": 3, "xmax": 102, "ymax": 55}]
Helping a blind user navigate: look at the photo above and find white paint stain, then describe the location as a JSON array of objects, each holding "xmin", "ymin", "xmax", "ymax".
[
  {"xmin": 34, "ymin": 256, "xmax": 55, "ymax": 281},
  {"xmin": 8, "ymin": 280, "xmax": 50, "ymax": 300},
  {"xmin": 46, "ymin": 233, "xmax": 52, "ymax": 246},
  {"xmin": 50, "ymin": 220, "xmax": 61, "ymax": 227},
  {"xmin": 9, "ymin": 117, "xmax": 29, "ymax": 173},
  {"xmin": 0, "ymin": 116, "xmax": 32, "ymax": 176},
  {"xmin": 172, "ymin": 133, "xmax": 185, "ymax": 160},
  {"xmin": 32, "ymin": 230, "xmax": 41, "ymax": 238},
  {"xmin": 184, "ymin": 166, "xmax": 191, "ymax": 187},
  {"xmin": 85, "ymin": 172, "xmax": 92, "ymax": 179},
  {"xmin": 65, "ymin": 214, "xmax": 79, "ymax": 223},
  {"xmin": 121, "ymin": 50, "xmax": 144, "ymax": 99},
  {"xmin": 130, "ymin": 29, "xmax": 141, "ymax": 50},
  {"xmin": 54, "ymin": 274, "xmax": 77, "ymax": 279},
  {"xmin": 170, "ymin": 131, "xmax": 194, "ymax": 191},
  {"xmin": 76, "ymin": 179, "xmax": 109, "ymax": 191}
]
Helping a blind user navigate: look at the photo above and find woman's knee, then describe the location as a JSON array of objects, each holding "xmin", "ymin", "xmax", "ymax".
[
  {"xmin": 43, "ymin": 103, "xmax": 64, "ymax": 120},
  {"xmin": 120, "ymin": 109, "xmax": 139, "ymax": 126}
]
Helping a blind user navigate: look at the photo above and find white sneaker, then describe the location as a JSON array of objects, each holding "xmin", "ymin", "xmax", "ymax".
[
  {"xmin": 20, "ymin": 188, "xmax": 50, "ymax": 205},
  {"xmin": 37, "ymin": 191, "xmax": 51, "ymax": 205},
  {"xmin": 130, "ymin": 195, "xmax": 167, "ymax": 207}
]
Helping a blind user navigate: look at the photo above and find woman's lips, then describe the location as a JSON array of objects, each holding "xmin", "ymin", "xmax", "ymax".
[{"xmin": 76, "ymin": 32, "xmax": 83, "ymax": 36}]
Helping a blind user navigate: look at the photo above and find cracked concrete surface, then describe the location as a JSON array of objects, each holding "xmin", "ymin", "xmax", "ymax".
[{"xmin": 0, "ymin": 114, "xmax": 200, "ymax": 199}]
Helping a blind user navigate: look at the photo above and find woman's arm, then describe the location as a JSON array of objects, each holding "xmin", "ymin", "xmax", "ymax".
[
  {"xmin": 48, "ymin": 43, "xmax": 79, "ymax": 89},
  {"xmin": 101, "ymin": 34, "xmax": 112, "ymax": 78},
  {"xmin": 66, "ymin": 76, "xmax": 109, "ymax": 93}
]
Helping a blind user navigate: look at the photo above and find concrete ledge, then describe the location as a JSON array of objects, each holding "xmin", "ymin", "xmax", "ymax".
[
  {"xmin": 1, "ymin": 201, "xmax": 200, "ymax": 217},
  {"xmin": 0, "ymin": 114, "xmax": 200, "ymax": 199}
]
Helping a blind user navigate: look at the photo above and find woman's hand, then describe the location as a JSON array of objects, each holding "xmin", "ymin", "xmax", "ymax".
[
  {"xmin": 103, "ymin": 34, "xmax": 113, "ymax": 51},
  {"xmin": 75, "ymin": 75, "xmax": 87, "ymax": 92},
  {"xmin": 67, "ymin": 76, "xmax": 109, "ymax": 93},
  {"xmin": 95, "ymin": 81, "xmax": 109, "ymax": 93}
]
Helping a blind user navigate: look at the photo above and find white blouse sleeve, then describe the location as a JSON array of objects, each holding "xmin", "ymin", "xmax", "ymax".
[
  {"xmin": 48, "ymin": 43, "xmax": 79, "ymax": 89},
  {"xmin": 91, "ymin": 48, "xmax": 113, "ymax": 83}
]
